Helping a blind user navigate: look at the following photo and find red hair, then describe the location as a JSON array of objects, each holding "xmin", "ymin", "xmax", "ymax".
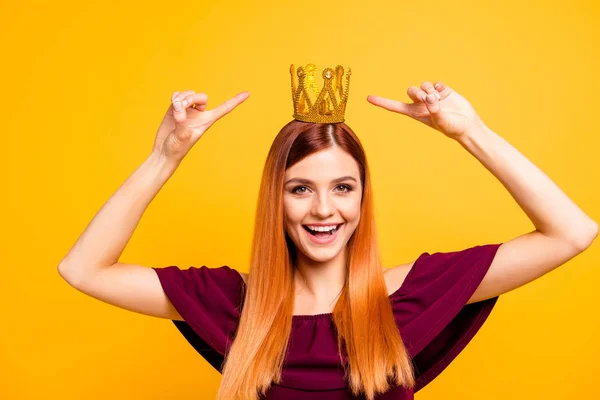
[{"xmin": 218, "ymin": 120, "xmax": 415, "ymax": 400}]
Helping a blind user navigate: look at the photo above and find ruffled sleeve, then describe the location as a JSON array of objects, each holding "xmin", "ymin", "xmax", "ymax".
[
  {"xmin": 392, "ymin": 243, "xmax": 503, "ymax": 392},
  {"xmin": 152, "ymin": 265, "xmax": 246, "ymax": 371}
]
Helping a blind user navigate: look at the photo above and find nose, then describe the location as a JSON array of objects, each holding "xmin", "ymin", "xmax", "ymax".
[{"xmin": 311, "ymin": 192, "xmax": 335, "ymax": 218}]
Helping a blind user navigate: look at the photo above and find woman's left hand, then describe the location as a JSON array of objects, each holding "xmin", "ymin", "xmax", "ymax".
[{"xmin": 367, "ymin": 81, "xmax": 487, "ymax": 141}]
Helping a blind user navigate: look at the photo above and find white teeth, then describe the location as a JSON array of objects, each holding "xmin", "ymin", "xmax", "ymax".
[{"xmin": 307, "ymin": 225, "xmax": 338, "ymax": 232}]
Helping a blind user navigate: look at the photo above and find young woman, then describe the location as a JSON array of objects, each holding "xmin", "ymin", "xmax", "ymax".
[{"xmin": 58, "ymin": 65, "xmax": 597, "ymax": 400}]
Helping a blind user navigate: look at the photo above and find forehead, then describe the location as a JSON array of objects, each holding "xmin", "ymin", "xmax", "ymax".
[{"xmin": 284, "ymin": 147, "xmax": 359, "ymax": 181}]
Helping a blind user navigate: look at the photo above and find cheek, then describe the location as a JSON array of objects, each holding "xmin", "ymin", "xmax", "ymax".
[
  {"xmin": 339, "ymin": 198, "xmax": 361, "ymax": 221},
  {"xmin": 282, "ymin": 197, "xmax": 306, "ymax": 225}
]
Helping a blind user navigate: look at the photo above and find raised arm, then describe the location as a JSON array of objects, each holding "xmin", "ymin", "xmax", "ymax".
[
  {"xmin": 453, "ymin": 121, "xmax": 597, "ymax": 303},
  {"xmin": 368, "ymin": 81, "xmax": 597, "ymax": 304},
  {"xmin": 58, "ymin": 89, "xmax": 250, "ymax": 319}
]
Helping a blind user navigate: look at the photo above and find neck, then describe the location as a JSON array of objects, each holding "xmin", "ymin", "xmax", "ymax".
[{"xmin": 294, "ymin": 247, "xmax": 347, "ymax": 301}]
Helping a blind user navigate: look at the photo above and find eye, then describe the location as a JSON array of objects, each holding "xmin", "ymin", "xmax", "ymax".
[
  {"xmin": 336, "ymin": 184, "xmax": 353, "ymax": 193},
  {"xmin": 290, "ymin": 184, "xmax": 353, "ymax": 194},
  {"xmin": 291, "ymin": 185, "xmax": 308, "ymax": 194}
]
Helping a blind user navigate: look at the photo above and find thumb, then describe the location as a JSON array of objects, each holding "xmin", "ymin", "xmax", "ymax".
[
  {"xmin": 172, "ymin": 100, "xmax": 188, "ymax": 125},
  {"xmin": 171, "ymin": 104, "xmax": 192, "ymax": 141},
  {"xmin": 423, "ymin": 93, "xmax": 441, "ymax": 117}
]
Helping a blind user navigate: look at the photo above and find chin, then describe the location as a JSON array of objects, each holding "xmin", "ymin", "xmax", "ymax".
[
  {"xmin": 302, "ymin": 247, "xmax": 342, "ymax": 263},
  {"xmin": 300, "ymin": 234, "xmax": 348, "ymax": 263}
]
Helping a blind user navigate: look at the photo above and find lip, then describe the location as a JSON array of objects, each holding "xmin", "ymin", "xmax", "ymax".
[
  {"xmin": 303, "ymin": 223, "xmax": 343, "ymax": 245},
  {"xmin": 303, "ymin": 222, "xmax": 344, "ymax": 227}
]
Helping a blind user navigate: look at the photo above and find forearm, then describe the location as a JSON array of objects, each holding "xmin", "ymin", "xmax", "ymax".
[
  {"xmin": 456, "ymin": 125, "xmax": 598, "ymax": 247},
  {"xmin": 58, "ymin": 151, "xmax": 179, "ymax": 277}
]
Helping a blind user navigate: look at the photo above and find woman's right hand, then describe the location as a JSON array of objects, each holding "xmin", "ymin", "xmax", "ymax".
[{"xmin": 152, "ymin": 90, "xmax": 250, "ymax": 164}]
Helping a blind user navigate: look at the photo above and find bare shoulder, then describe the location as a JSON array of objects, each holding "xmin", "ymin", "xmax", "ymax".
[
  {"xmin": 383, "ymin": 260, "xmax": 416, "ymax": 295},
  {"xmin": 236, "ymin": 270, "xmax": 248, "ymax": 285}
]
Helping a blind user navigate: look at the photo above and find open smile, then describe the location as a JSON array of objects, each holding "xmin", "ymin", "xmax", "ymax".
[{"xmin": 302, "ymin": 223, "xmax": 343, "ymax": 244}]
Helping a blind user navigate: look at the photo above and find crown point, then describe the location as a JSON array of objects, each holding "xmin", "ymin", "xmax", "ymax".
[
  {"xmin": 291, "ymin": 64, "xmax": 351, "ymax": 123},
  {"xmin": 322, "ymin": 68, "xmax": 334, "ymax": 79}
]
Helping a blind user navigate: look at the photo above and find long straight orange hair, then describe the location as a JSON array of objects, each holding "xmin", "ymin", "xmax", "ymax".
[{"xmin": 217, "ymin": 120, "xmax": 415, "ymax": 400}]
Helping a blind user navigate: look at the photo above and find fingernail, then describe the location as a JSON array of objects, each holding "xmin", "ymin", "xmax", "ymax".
[
  {"xmin": 173, "ymin": 101, "xmax": 182, "ymax": 112},
  {"xmin": 435, "ymin": 92, "xmax": 441, "ymax": 100},
  {"xmin": 426, "ymin": 94, "xmax": 436, "ymax": 104},
  {"xmin": 434, "ymin": 83, "xmax": 440, "ymax": 89},
  {"xmin": 182, "ymin": 100, "xmax": 188, "ymax": 106},
  {"xmin": 421, "ymin": 94, "xmax": 427, "ymax": 102}
]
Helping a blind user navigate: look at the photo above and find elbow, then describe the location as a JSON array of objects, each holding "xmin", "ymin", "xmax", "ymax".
[
  {"xmin": 571, "ymin": 220, "xmax": 599, "ymax": 251},
  {"xmin": 58, "ymin": 262, "xmax": 83, "ymax": 288},
  {"xmin": 57, "ymin": 263, "xmax": 71, "ymax": 283}
]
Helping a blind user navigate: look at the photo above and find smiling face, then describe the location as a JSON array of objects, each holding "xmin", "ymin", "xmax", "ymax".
[{"xmin": 283, "ymin": 146, "xmax": 363, "ymax": 264}]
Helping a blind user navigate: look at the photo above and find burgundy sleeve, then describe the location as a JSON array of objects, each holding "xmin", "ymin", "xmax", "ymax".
[
  {"xmin": 392, "ymin": 243, "xmax": 503, "ymax": 392},
  {"xmin": 152, "ymin": 265, "xmax": 245, "ymax": 365}
]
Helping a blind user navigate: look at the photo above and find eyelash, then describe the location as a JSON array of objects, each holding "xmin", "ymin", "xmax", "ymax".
[{"xmin": 290, "ymin": 184, "xmax": 353, "ymax": 194}]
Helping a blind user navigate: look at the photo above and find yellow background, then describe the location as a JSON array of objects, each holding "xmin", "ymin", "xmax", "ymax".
[{"xmin": 1, "ymin": 0, "xmax": 598, "ymax": 398}]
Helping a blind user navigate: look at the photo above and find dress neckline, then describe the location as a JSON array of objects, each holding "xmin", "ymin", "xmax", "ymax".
[{"xmin": 234, "ymin": 267, "xmax": 412, "ymax": 321}]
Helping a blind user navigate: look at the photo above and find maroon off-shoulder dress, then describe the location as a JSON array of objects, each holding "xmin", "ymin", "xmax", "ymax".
[{"xmin": 153, "ymin": 243, "xmax": 502, "ymax": 399}]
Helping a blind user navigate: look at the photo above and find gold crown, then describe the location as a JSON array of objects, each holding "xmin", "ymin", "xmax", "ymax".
[{"xmin": 290, "ymin": 64, "xmax": 352, "ymax": 123}]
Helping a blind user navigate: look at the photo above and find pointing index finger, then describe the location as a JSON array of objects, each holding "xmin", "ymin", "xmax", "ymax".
[
  {"xmin": 367, "ymin": 95, "xmax": 411, "ymax": 115},
  {"xmin": 212, "ymin": 91, "xmax": 251, "ymax": 121}
]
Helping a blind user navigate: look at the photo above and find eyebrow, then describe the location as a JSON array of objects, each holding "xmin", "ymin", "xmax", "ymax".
[{"xmin": 284, "ymin": 176, "xmax": 358, "ymax": 185}]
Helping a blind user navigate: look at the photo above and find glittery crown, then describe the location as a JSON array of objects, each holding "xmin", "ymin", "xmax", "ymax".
[{"xmin": 290, "ymin": 64, "xmax": 352, "ymax": 123}]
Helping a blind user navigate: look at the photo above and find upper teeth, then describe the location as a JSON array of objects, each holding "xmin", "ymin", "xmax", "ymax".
[{"xmin": 307, "ymin": 225, "xmax": 338, "ymax": 232}]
